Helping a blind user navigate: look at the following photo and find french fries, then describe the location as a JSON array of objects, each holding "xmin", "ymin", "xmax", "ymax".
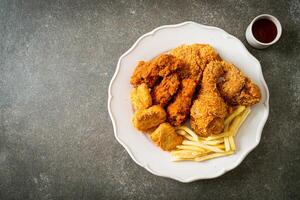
[
  {"xmin": 182, "ymin": 140, "xmax": 224, "ymax": 153},
  {"xmin": 171, "ymin": 106, "xmax": 251, "ymax": 162}
]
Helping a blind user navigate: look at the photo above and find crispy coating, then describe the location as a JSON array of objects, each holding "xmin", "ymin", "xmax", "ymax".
[
  {"xmin": 218, "ymin": 61, "xmax": 246, "ymax": 101},
  {"xmin": 150, "ymin": 123, "xmax": 183, "ymax": 151},
  {"xmin": 132, "ymin": 105, "xmax": 166, "ymax": 132},
  {"xmin": 130, "ymin": 54, "xmax": 184, "ymax": 88},
  {"xmin": 190, "ymin": 61, "xmax": 228, "ymax": 137},
  {"xmin": 217, "ymin": 61, "xmax": 261, "ymax": 106},
  {"xmin": 235, "ymin": 78, "xmax": 261, "ymax": 106},
  {"xmin": 130, "ymin": 83, "xmax": 152, "ymax": 111},
  {"xmin": 170, "ymin": 44, "xmax": 221, "ymax": 82},
  {"xmin": 167, "ymin": 79, "xmax": 197, "ymax": 126},
  {"xmin": 151, "ymin": 73, "xmax": 180, "ymax": 107}
]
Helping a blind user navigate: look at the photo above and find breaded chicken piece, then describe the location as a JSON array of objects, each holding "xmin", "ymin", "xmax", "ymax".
[
  {"xmin": 167, "ymin": 78, "xmax": 197, "ymax": 126},
  {"xmin": 190, "ymin": 61, "xmax": 228, "ymax": 137},
  {"xmin": 132, "ymin": 105, "xmax": 166, "ymax": 131},
  {"xmin": 130, "ymin": 54, "xmax": 184, "ymax": 88},
  {"xmin": 130, "ymin": 83, "xmax": 152, "ymax": 111},
  {"xmin": 218, "ymin": 61, "xmax": 246, "ymax": 101},
  {"xmin": 235, "ymin": 78, "xmax": 261, "ymax": 106},
  {"xmin": 217, "ymin": 61, "xmax": 261, "ymax": 106},
  {"xmin": 151, "ymin": 73, "xmax": 180, "ymax": 107},
  {"xmin": 150, "ymin": 123, "xmax": 183, "ymax": 151},
  {"xmin": 170, "ymin": 44, "xmax": 221, "ymax": 82}
]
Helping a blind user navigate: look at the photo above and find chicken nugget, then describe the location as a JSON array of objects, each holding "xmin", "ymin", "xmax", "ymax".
[
  {"xmin": 132, "ymin": 105, "xmax": 166, "ymax": 131},
  {"xmin": 130, "ymin": 83, "xmax": 152, "ymax": 111},
  {"xmin": 150, "ymin": 123, "xmax": 183, "ymax": 151}
]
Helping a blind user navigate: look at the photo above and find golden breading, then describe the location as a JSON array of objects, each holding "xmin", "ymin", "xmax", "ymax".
[
  {"xmin": 132, "ymin": 105, "xmax": 166, "ymax": 131},
  {"xmin": 130, "ymin": 83, "xmax": 152, "ymax": 111},
  {"xmin": 170, "ymin": 44, "xmax": 221, "ymax": 82},
  {"xmin": 130, "ymin": 54, "xmax": 184, "ymax": 88},
  {"xmin": 235, "ymin": 78, "xmax": 261, "ymax": 106},
  {"xmin": 167, "ymin": 78, "xmax": 197, "ymax": 126},
  {"xmin": 218, "ymin": 61, "xmax": 246, "ymax": 101},
  {"xmin": 151, "ymin": 73, "xmax": 180, "ymax": 107},
  {"xmin": 150, "ymin": 123, "xmax": 183, "ymax": 151},
  {"xmin": 217, "ymin": 61, "xmax": 261, "ymax": 106},
  {"xmin": 190, "ymin": 61, "xmax": 228, "ymax": 136}
]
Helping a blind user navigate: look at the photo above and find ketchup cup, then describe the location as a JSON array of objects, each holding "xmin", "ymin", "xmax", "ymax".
[{"xmin": 246, "ymin": 14, "xmax": 282, "ymax": 49}]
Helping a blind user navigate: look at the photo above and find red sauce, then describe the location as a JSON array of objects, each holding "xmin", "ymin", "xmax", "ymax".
[{"xmin": 252, "ymin": 19, "xmax": 277, "ymax": 43}]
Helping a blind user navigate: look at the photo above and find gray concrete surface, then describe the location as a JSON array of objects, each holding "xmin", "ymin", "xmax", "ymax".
[{"xmin": 0, "ymin": 0, "xmax": 299, "ymax": 199}]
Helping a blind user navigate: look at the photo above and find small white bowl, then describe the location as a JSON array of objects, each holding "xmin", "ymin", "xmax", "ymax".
[{"xmin": 246, "ymin": 14, "xmax": 282, "ymax": 49}]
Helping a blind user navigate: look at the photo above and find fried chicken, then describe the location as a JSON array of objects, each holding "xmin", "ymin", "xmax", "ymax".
[
  {"xmin": 235, "ymin": 78, "xmax": 261, "ymax": 106},
  {"xmin": 151, "ymin": 73, "xmax": 180, "ymax": 107},
  {"xmin": 130, "ymin": 83, "xmax": 152, "ymax": 111},
  {"xmin": 132, "ymin": 105, "xmax": 166, "ymax": 132},
  {"xmin": 130, "ymin": 54, "xmax": 184, "ymax": 88},
  {"xmin": 150, "ymin": 122, "xmax": 183, "ymax": 151},
  {"xmin": 167, "ymin": 78, "xmax": 197, "ymax": 126},
  {"xmin": 218, "ymin": 61, "xmax": 261, "ymax": 106},
  {"xmin": 190, "ymin": 61, "xmax": 229, "ymax": 136},
  {"xmin": 170, "ymin": 44, "xmax": 221, "ymax": 82}
]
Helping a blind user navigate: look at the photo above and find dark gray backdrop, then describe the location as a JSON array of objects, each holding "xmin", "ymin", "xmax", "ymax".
[{"xmin": 1, "ymin": 0, "xmax": 299, "ymax": 199}]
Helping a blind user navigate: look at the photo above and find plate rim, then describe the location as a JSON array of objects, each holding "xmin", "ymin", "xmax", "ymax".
[{"xmin": 107, "ymin": 21, "xmax": 270, "ymax": 182}]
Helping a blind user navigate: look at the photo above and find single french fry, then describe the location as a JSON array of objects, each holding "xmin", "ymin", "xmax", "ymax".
[
  {"xmin": 194, "ymin": 151, "xmax": 234, "ymax": 162},
  {"xmin": 230, "ymin": 107, "xmax": 251, "ymax": 136},
  {"xmin": 171, "ymin": 156, "xmax": 194, "ymax": 162},
  {"xmin": 177, "ymin": 126, "xmax": 199, "ymax": 141},
  {"xmin": 228, "ymin": 136, "xmax": 236, "ymax": 151},
  {"xmin": 224, "ymin": 106, "xmax": 246, "ymax": 125},
  {"xmin": 224, "ymin": 123, "xmax": 230, "ymax": 131},
  {"xmin": 215, "ymin": 144, "xmax": 225, "ymax": 149},
  {"xmin": 182, "ymin": 140, "xmax": 224, "ymax": 153},
  {"xmin": 176, "ymin": 129, "xmax": 186, "ymax": 136},
  {"xmin": 176, "ymin": 145, "xmax": 207, "ymax": 152},
  {"xmin": 201, "ymin": 139, "xmax": 224, "ymax": 145},
  {"xmin": 224, "ymin": 137, "xmax": 231, "ymax": 151},
  {"xmin": 176, "ymin": 130, "xmax": 195, "ymax": 141},
  {"xmin": 204, "ymin": 131, "xmax": 232, "ymax": 141},
  {"xmin": 171, "ymin": 150, "xmax": 205, "ymax": 159},
  {"xmin": 228, "ymin": 116, "xmax": 242, "ymax": 134}
]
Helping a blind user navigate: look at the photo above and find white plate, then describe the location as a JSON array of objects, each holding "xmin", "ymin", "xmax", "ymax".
[{"xmin": 108, "ymin": 21, "xmax": 269, "ymax": 182}]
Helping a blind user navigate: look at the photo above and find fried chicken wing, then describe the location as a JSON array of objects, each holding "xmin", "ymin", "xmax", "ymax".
[
  {"xmin": 151, "ymin": 73, "xmax": 180, "ymax": 107},
  {"xmin": 150, "ymin": 123, "xmax": 183, "ymax": 151},
  {"xmin": 218, "ymin": 61, "xmax": 246, "ymax": 101},
  {"xmin": 190, "ymin": 61, "xmax": 228, "ymax": 136},
  {"xmin": 167, "ymin": 78, "xmax": 197, "ymax": 126},
  {"xmin": 132, "ymin": 105, "xmax": 166, "ymax": 132},
  {"xmin": 217, "ymin": 61, "xmax": 261, "ymax": 106},
  {"xmin": 130, "ymin": 54, "xmax": 184, "ymax": 88},
  {"xmin": 130, "ymin": 83, "xmax": 152, "ymax": 111},
  {"xmin": 170, "ymin": 44, "xmax": 221, "ymax": 82},
  {"xmin": 235, "ymin": 78, "xmax": 261, "ymax": 106}
]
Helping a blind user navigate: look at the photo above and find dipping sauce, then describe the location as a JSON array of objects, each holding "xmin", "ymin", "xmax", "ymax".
[{"xmin": 252, "ymin": 19, "xmax": 277, "ymax": 43}]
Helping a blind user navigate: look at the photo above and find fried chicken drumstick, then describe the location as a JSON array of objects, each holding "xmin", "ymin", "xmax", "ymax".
[{"xmin": 190, "ymin": 61, "xmax": 229, "ymax": 137}]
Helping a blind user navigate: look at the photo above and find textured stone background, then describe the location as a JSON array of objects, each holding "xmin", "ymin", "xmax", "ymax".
[{"xmin": 0, "ymin": 0, "xmax": 299, "ymax": 199}]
